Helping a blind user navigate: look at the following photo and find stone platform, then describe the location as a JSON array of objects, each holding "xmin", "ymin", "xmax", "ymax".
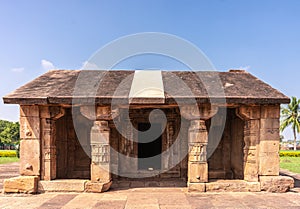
[{"xmin": 1, "ymin": 187, "xmax": 300, "ymax": 209}]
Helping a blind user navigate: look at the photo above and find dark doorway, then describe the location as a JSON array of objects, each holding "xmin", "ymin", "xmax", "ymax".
[
  {"xmin": 56, "ymin": 108, "xmax": 92, "ymax": 179},
  {"xmin": 138, "ymin": 123, "xmax": 162, "ymax": 170}
]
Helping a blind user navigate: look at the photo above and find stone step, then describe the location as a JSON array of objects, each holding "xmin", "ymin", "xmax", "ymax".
[
  {"xmin": 111, "ymin": 180, "xmax": 187, "ymax": 189},
  {"xmin": 205, "ymin": 180, "xmax": 261, "ymax": 192},
  {"xmin": 38, "ymin": 179, "xmax": 88, "ymax": 192}
]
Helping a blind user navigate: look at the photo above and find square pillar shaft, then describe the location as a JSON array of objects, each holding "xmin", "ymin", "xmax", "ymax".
[
  {"xmin": 40, "ymin": 106, "xmax": 64, "ymax": 180},
  {"xmin": 259, "ymin": 105, "xmax": 280, "ymax": 176},
  {"xmin": 188, "ymin": 120, "xmax": 208, "ymax": 183},
  {"xmin": 19, "ymin": 105, "xmax": 41, "ymax": 176},
  {"xmin": 90, "ymin": 120, "xmax": 111, "ymax": 182}
]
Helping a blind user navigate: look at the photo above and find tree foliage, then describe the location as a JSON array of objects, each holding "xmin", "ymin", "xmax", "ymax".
[
  {"xmin": 0, "ymin": 120, "xmax": 20, "ymax": 145},
  {"xmin": 280, "ymin": 96, "xmax": 300, "ymax": 150}
]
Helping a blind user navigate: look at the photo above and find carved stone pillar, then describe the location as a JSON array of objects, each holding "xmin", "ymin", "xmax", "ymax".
[
  {"xmin": 80, "ymin": 105, "xmax": 119, "ymax": 192},
  {"xmin": 237, "ymin": 106, "xmax": 260, "ymax": 182},
  {"xmin": 40, "ymin": 106, "xmax": 65, "ymax": 180},
  {"xmin": 182, "ymin": 104, "xmax": 218, "ymax": 191},
  {"xmin": 90, "ymin": 120, "xmax": 111, "ymax": 183},
  {"xmin": 188, "ymin": 119, "xmax": 208, "ymax": 183},
  {"xmin": 19, "ymin": 105, "xmax": 41, "ymax": 176},
  {"xmin": 259, "ymin": 105, "xmax": 280, "ymax": 176}
]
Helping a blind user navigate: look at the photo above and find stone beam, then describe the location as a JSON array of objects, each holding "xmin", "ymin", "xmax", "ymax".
[{"xmin": 181, "ymin": 104, "xmax": 218, "ymax": 120}]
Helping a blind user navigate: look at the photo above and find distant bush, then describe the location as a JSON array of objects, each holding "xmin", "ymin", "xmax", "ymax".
[
  {"xmin": 280, "ymin": 150, "xmax": 300, "ymax": 157},
  {"xmin": 0, "ymin": 150, "xmax": 17, "ymax": 157}
]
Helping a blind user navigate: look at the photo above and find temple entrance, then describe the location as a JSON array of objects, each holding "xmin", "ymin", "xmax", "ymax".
[
  {"xmin": 208, "ymin": 108, "xmax": 245, "ymax": 180},
  {"xmin": 138, "ymin": 123, "xmax": 162, "ymax": 170},
  {"xmin": 55, "ymin": 109, "xmax": 92, "ymax": 179}
]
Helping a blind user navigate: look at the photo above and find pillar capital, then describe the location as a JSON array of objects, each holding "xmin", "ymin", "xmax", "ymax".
[
  {"xmin": 80, "ymin": 105, "xmax": 119, "ymax": 121},
  {"xmin": 181, "ymin": 104, "xmax": 218, "ymax": 120},
  {"xmin": 236, "ymin": 105, "xmax": 261, "ymax": 120},
  {"xmin": 40, "ymin": 106, "xmax": 65, "ymax": 119}
]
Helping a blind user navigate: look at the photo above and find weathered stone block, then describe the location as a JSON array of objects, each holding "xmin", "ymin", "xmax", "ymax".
[
  {"xmin": 20, "ymin": 105, "xmax": 39, "ymax": 117},
  {"xmin": 85, "ymin": 181, "xmax": 112, "ymax": 193},
  {"xmin": 260, "ymin": 129, "xmax": 279, "ymax": 141},
  {"xmin": 20, "ymin": 139, "xmax": 40, "ymax": 176},
  {"xmin": 259, "ymin": 140, "xmax": 279, "ymax": 153},
  {"xmin": 244, "ymin": 160, "xmax": 258, "ymax": 182},
  {"xmin": 38, "ymin": 180, "xmax": 87, "ymax": 192},
  {"xmin": 205, "ymin": 180, "xmax": 260, "ymax": 192},
  {"xmin": 259, "ymin": 152, "xmax": 279, "ymax": 175},
  {"xmin": 188, "ymin": 162, "xmax": 208, "ymax": 183},
  {"xmin": 188, "ymin": 183, "xmax": 205, "ymax": 192},
  {"xmin": 91, "ymin": 163, "xmax": 111, "ymax": 182},
  {"xmin": 260, "ymin": 119, "xmax": 279, "ymax": 130},
  {"xmin": 4, "ymin": 176, "xmax": 38, "ymax": 194},
  {"xmin": 260, "ymin": 105, "xmax": 280, "ymax": 119},
  {"xmin": 20, "ymin": 116, "xmax": 40, "ymax": 139},
  {"xmin": 260, "ymin": 176, "xmax": 294, "ymax": 192}
]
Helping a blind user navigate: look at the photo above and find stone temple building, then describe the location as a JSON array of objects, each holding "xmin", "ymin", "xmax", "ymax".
[{"xmin": 2, "ymin": 69, "xmax": 294, "ymax": 193}]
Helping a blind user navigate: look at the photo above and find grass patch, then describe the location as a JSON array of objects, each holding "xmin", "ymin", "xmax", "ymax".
[
  {"xmin": 280, "ymin": 156, "xmax": 300, "ymax": 173},
  {"xmin": 0, "ymin": 157, "xmax": 19, "ymax": 164}
]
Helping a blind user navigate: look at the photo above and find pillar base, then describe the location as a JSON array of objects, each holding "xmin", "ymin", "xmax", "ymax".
[
  {"xmin": 3, "ymin": 176, "xmax": 38, "ymax": 194},
  {"xmin": 188, "ymin": 183, "xmax": 205, "ymax": 192},
  {"xmin": 260, "ymin": 176, "xmax": 294, "ymax": 193},
  {"xmin": 85, "ymin": 181, "xmax": 112, "ymax": 193}
]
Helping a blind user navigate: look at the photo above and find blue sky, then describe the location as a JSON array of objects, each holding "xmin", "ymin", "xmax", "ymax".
[{"xmin": 1, "ymin": 0, "xmax": 300, "ymax": 139}]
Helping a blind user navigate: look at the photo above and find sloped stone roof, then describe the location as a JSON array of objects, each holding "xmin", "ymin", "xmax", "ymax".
[{"xmin": 3, "ymin": 69, "xmax": 289, "ymax": 105}]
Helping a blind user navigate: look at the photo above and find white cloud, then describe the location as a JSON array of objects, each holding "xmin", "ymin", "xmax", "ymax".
[
  {"xmin": 81, "ymin": 61, "xmax": 100, "ymax": 70},
  {"xmin": 41, "ymin": 59, "xmax": 55, "ymax": 71},
  {"xmin": 10, "ymin": 67, "xmax": 24, "ymax": 73},
  {"xmin": 238, "ymin": 65, "xmax": 251, "ymax": 71}
]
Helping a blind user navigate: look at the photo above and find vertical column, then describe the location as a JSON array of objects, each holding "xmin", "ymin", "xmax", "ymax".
[
  {"xmin": 188, "ymin": 119, "xmax": 208, "ymax": 183},
  {"xmin": 40, "ymin": 106, "xmax": 64, "ymax": 180},
  {"xmin": 19, "ymin": 105, "xmax": 40, "ymax": 176},
  {"xmin": 40, "ymin": 117, "xmax": 56, "ymax": 180},
  {"xmin": 237, "ymin": 106, "xmax": 260, "ymax": 182},
  {"xmin": 90, "ymin": 120, "xmax": 111, "ymax": 182},
  {"xmin": 259, "ymin": 105, "xmax": 280, "ymax": 176},
  {"xmin": 181, "ymin": 104, "xmax": 218, "ymax": 191},
  {"xmin": 243, "ymin": 119, "xmax": 260, "ymax": 182},
  {"xmin": 258, "ymin": 105, "xmax": 294, "ymax": 192}
]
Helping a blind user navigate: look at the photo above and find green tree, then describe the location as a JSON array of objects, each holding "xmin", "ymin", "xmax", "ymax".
[
  {"xmin": 0, "ymin": 120, "xmax": 20, "ymax": 145},
  {"xmin": 280, "ymin": 97, "xmax": 300, "ymax": 150}
]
